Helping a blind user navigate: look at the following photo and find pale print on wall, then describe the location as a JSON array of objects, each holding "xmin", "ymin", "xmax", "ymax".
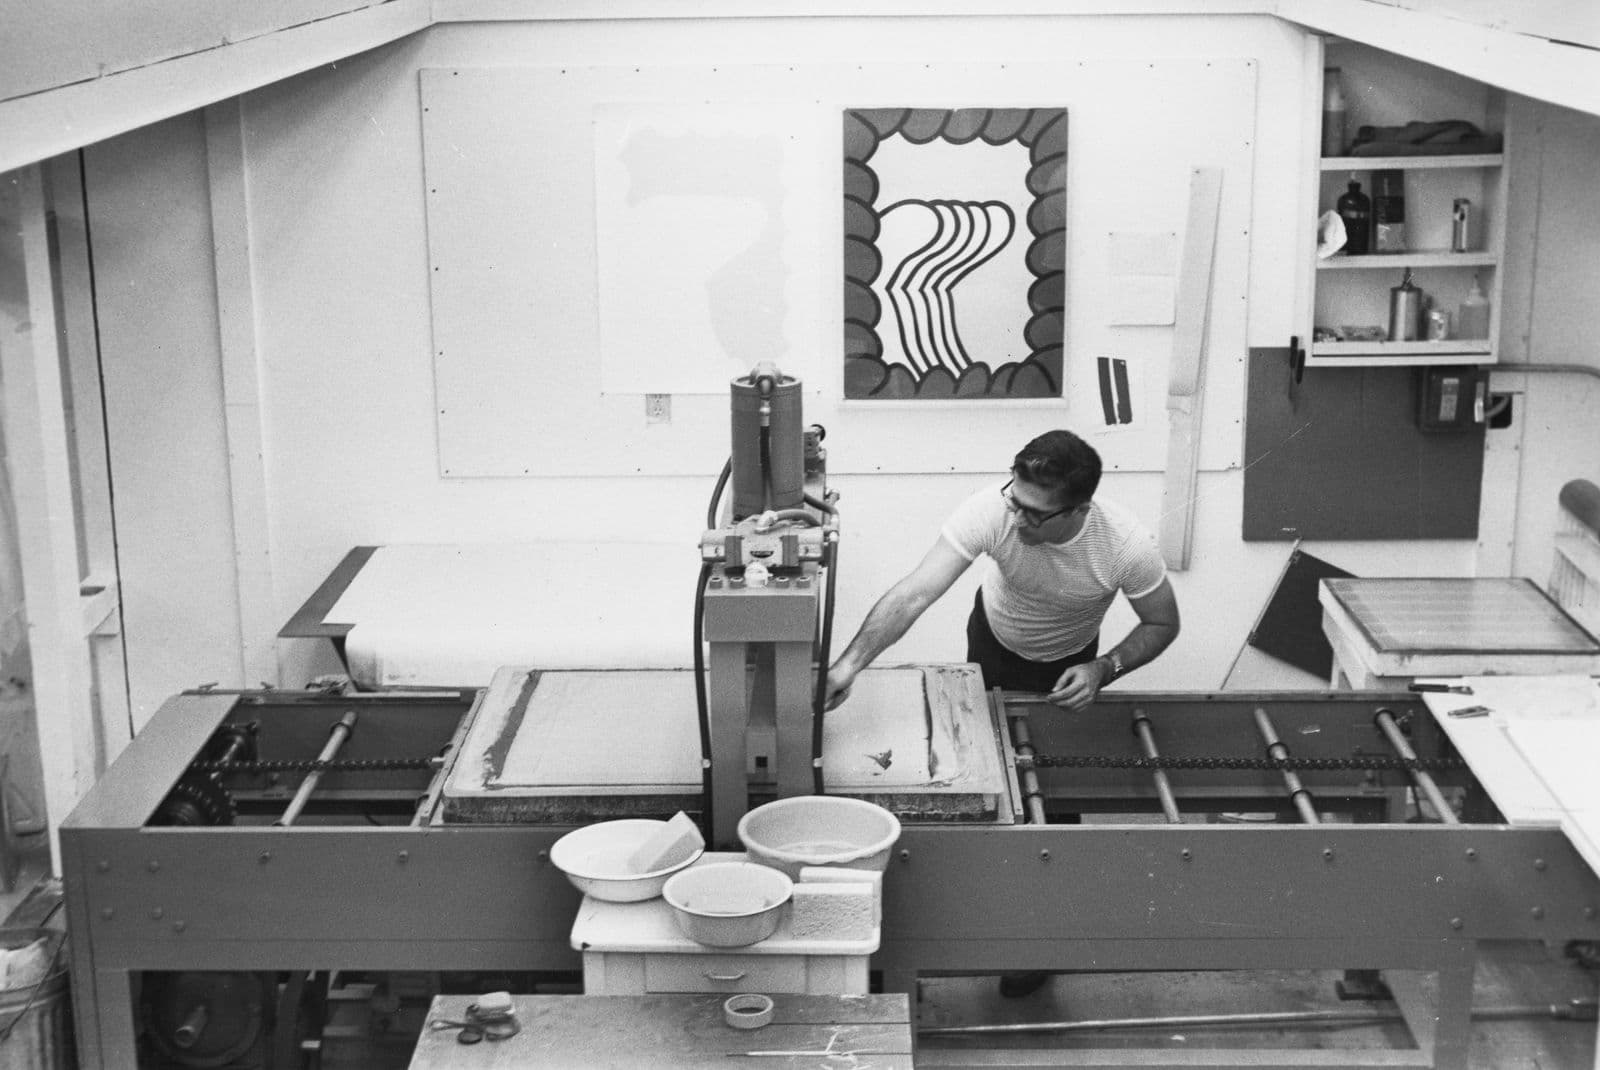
[
  {"xmin": 844, "ymin": 108, "xmax": 1067, "ymax": 400},
  {"xmin": 594, "ymin": 104, "xmax": 822, "ymax": 395}
]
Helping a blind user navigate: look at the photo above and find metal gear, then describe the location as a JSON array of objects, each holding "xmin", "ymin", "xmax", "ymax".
[{"xmin": 151, "ymin": 774, "xmax": 236, "ymax": 827}]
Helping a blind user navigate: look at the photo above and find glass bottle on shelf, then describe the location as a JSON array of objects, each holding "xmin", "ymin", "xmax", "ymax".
[
  {"xmin": 1458, "ymin": 274, "xmax": 1490, "ymax": 339},
  {"xmin": 1321, "ymin": 69, "xmax": 1347, "ymax": 157},
  {"xmin": 1335, "ymin": 178, "xmax": 1370, "ymax": 255},
  {"xmin": 1373, "ymin": 170, "xmax": 1406, "ymax": 253}
]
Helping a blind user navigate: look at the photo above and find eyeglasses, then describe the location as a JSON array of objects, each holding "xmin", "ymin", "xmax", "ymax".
[{"xmin": 1000, "ymin": 479, "xmax": 1078, "ymax": 528}]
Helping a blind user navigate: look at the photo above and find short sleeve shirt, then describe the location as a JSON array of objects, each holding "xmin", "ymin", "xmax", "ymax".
[{"xmin": 940, "ymin": 483, "xmax": 1167, "ymax": 661}]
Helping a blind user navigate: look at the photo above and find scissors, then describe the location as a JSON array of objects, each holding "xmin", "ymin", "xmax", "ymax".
[{"xmin": 428, "ymin": 1002, "xmax": 521, "ymax": 1044}]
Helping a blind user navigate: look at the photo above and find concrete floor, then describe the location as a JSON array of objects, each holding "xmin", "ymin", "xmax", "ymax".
[
  {"xmin": 298, "ymin": 947, "xmax": 1597, "ymax": 1069},
  {"xmin": 917, "ymin": 944, "xmax": 1599, "ymax": 1068}
]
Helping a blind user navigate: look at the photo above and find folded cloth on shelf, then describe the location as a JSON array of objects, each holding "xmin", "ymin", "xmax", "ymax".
[{"xmin": 1349, "ymin": 120, "xmax": 1502, "ymax": 156}]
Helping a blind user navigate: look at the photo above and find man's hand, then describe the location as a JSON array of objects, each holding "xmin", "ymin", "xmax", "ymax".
[
  {"xmin": 823, "ymin": 665, "xmax": 856, "ymax": 711},
  {"xmin": 1045, "ymin": 659, "xmax": 1111, "ymax": 712}
]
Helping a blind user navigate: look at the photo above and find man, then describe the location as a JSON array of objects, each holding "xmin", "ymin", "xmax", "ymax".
[
  {"xmin": 822, "ymin": 429, "xmax": 1181, "ymax": 997},
  {"xmin": 824, "ymin": 428, "xmax": 1179, "ymax": 713}
]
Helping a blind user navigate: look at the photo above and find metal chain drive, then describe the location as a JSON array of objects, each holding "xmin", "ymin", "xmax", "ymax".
[
  {"xmin": 1021, "ymin": 753, "xmax": 1466, "ymax": 772},
  {"xmin": 188, "ymin": 758, "xmax": 437, "ymax": 773}
]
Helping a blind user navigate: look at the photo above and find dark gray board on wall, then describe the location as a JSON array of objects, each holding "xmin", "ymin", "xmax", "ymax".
[{"xmin": 1242, "ymin": 347, "xmax": 1484, "ymax": 540}]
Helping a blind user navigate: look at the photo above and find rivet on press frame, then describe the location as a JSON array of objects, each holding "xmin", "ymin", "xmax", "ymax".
[
  {"xmin": 899, "ymin": 849, "xmax": 911, "ymax": 863},
  {"xmin": 1531, "ymin": 906, "xmax": 1545, "ymax": 920},
  {"xmin": 259, "ymin": 851, "xmax": 272, "ymax": 864},
  {"xmin": 1180, "ymin": 849, "xmax": 1192, "ymax": 861},
  {"xmin": 1449, "ymin": 918, "xmax": 1464, "ymax": 930},
  {"xmin": 1039, "ymin": 850, "xmax": 1050, "ymax": 862},
  {"xmin": 1323, "ymin": 848, "xmax": 1335, "ymax": 861},
  {"xmin": 398, "ymin": 851, "xmax": 410, "ymax": 864},
  {"xmin": 1534, "ymin": 858, "xmax": 1547, "ymax": 871}
]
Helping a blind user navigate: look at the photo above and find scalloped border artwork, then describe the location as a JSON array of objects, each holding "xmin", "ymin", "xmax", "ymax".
[{"xmin": 843, "ymin": 108, "xmax": 1067, "ymax": 400}]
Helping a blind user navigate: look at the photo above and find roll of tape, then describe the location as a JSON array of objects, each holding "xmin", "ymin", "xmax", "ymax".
[{"xmin": 723, "ymin": 993, "xmax": 775, "ymax": 1030}]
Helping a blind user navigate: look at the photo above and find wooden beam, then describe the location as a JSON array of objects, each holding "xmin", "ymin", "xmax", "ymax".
[
  {"xmin": 1158, "ymin": 167, "xmax": 1223, "ymax": 571},
  {"xmin": 1278, "ymin": 0, "xmax": 1600, "ymax": 120},
  {"xmin": 0, "ymin": 0, "xmax": 430, "ymax": 175},
  {"xmin": 0, "ymin": 166, "xmax": 97, "ymax": 871},
  {"xmin": 434, "ymin": 0, "xmax": 1277, "ymax": 20},
  {"xmin": 205, "ymin": 101, "xmax": 282, "ymax": 690}
]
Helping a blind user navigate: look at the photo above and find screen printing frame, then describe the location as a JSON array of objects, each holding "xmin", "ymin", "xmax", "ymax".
[{"xmin": 61, "ymin": 687, "xmax": 1600, "ymax": 1069}]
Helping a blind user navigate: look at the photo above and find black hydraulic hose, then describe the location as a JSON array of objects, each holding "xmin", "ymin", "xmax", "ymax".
[
  {"xmin": 706, "ymin": 457, "xmax": 732, "ymax": 529},
  {"xmin": 804, "ymin": 492, "xmax": 836, "ymax": 515},
  {"xmin": 758, "ymin": 423, "xmax": 773, "ymax": 512},
  {"xmin": 812, "ymin": 529, "xmax": 839, "ymax": 795},
  {"xmin": 693, "ymin": 457, "xmax": 731, "ymax": 844},
  {"xmin": 692, "ymin": 560, "xmax": 715, "ymax": 844}
]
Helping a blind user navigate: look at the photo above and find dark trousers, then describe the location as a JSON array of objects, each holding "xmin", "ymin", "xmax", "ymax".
[{"xmin": 965, "ymin": 590, "xmax": 1098, "ymax": 692}]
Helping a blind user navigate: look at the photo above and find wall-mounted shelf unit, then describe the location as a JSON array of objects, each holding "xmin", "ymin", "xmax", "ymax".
[
  {"xmin": 1303, "ymin": 43, "xmax": 1508, "ymax": 368},
  {"xmin": 1312, "ymin": 339, "xmax": 1492, "ymax": 359},
  {"xmin": 1322, "ymin": 153, "xmax": 1502, "ymax": 171},
  {"xmin": 1319, "ymin": 252, "xmax": 1497, "ymax": 270}
]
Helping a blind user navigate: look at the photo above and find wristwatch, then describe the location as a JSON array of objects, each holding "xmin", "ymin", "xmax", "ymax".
[{"xmin": 1099, "ymin": 652, "xmax": 1125, "ymax": 684}]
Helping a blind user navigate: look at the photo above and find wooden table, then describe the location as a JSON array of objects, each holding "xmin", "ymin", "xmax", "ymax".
[
  {"xmin": 1418, "ymin": 674, "xmax": 1600, "ymax": 1070},
  {"xmin": 1319, "ymin": 577, "xmax": 1600, "ymax": 688},
  {"xmin": 408, "ymin": 993, "xmax": 913, "ymax": 1069}
]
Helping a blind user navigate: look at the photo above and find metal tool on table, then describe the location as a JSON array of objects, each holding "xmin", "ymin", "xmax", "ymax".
[
  {"xmin": 1408, "ymin": 682, "xmax": 1474, "ymax": 695},
  {"xmin": 427, "ymin": 992, "xmax": 520, "ymax": 1044}
]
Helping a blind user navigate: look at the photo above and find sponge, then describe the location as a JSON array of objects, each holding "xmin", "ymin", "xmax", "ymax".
[
  {"xmin": 626, "ymin": 811, "xmax": 704, "ymax": 874},
  {"xmin": 789, "ymin": 882, "xmax": 876, "ymax": 941},
  {"xmin": 798, "ymin": 866, "xmax": 882, "ymax": 923}
]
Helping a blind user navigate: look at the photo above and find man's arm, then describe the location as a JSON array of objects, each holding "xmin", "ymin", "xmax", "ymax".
[
  {"xmin": 1045, "ymin": 577, "xmax": 1180, "ymax": 712},
  {"xmin": 824, "ymin": 537, "xmax": 973, "ymax": 711}
]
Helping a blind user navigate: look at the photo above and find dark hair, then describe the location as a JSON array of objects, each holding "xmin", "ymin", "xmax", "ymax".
[{"xmin": 1012, "ymin": 430, "xmax": 1101, "ymax": 507}]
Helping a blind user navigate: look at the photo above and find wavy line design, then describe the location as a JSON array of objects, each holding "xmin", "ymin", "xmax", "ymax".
[
  {"xmin": 842, "ymin": 107, "xmax": 1068, "ymax": 400},
  {"xmin": 880, "ymin": 200, "xmax": 1015, "ymax": 378}
]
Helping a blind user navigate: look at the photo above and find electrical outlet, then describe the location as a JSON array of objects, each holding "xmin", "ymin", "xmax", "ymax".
[{"xmin": 645, "ymin": 393, "xmax": 671, "ymax": 425}]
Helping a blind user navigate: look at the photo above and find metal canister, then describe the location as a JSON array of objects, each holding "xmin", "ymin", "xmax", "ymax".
[
  {"xmin": 730, "ymin": 364, "xmax": 804, "ymax": 518},
  {"xmin": 1426, "ymin": 308, "xmax": 1451, "ymax": 340},
  {"xmin": 1388, "ymin": 269, "xmax": 1423, "ymax": 341},
  {"xmin": 1451, "ymin": 198, "xmax": 1473, "ymax": 253}
]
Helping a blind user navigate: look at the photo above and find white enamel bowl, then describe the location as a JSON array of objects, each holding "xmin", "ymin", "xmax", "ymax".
[
  {"xmin": 737, "ymin": 796, "xmax": 902, "ymax": 879},
  {"xmin": 662, "ymin": 862, "xmax": 794, "ymax": 947},
  {"xmin": 549, "ymin": 819, "xmax": 704, "ymax": 903}
]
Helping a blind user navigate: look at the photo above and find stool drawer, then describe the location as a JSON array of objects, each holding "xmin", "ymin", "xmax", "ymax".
[{"xmin": 643, "ymin": 954, "xmax": 806, "ymax": 993}]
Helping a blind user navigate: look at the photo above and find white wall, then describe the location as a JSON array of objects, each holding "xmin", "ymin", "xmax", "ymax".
[
  {"xmin": 85, "ymin": 115, "xmax": 247, "ymax": 723},
  {"xmin": 89, "ymin": 14, "xmax": 1510, "ymax": 720},
  {"xmin": 1497, "ymin": 97, "xmax": 1600, "ymax": 584}
]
